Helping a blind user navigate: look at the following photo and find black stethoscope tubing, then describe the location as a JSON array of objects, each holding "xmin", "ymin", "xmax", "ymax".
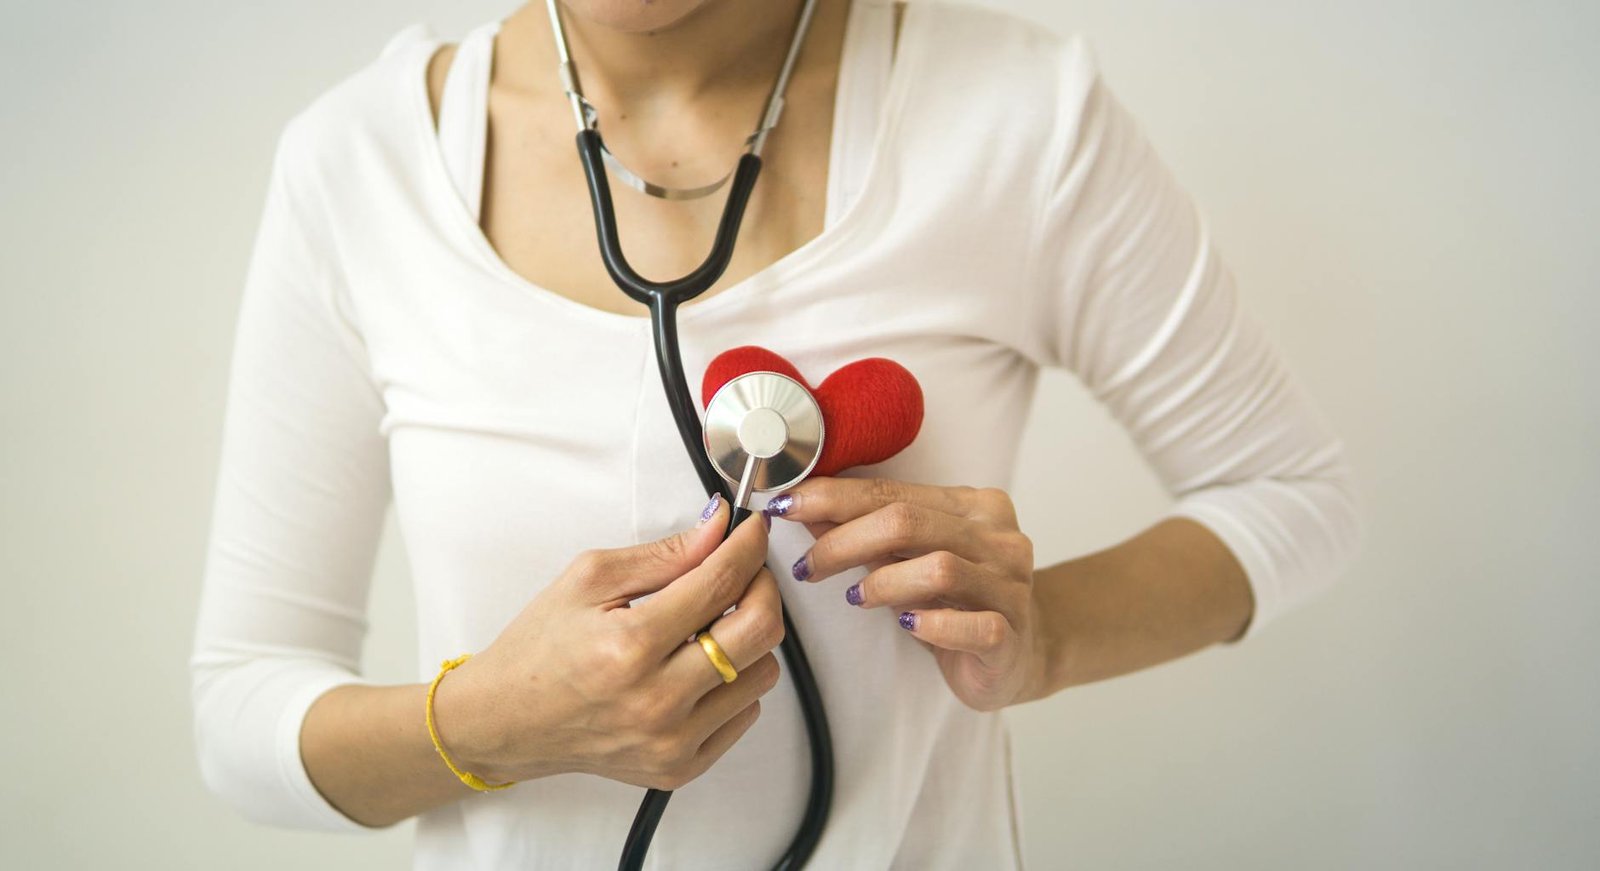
[{"xmin": 573, "ymin": 128, "xmax": 836, "ymax": 870}]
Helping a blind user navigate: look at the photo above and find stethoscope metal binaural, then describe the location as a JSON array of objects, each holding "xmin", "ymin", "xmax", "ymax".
[{"xmin": 542, "ymin": 1, "xmax": 832, "ymax": 869}]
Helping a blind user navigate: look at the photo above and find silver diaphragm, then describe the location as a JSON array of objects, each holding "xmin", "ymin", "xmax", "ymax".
[{"xmin": 703, "ymin": 371, "xmax": 825, "ymax": 496}]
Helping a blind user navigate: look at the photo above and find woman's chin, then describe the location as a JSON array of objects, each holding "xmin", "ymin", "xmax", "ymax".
[{"xmin": 559, "ymin": 0, "xmax": 713, "ymax": 34}]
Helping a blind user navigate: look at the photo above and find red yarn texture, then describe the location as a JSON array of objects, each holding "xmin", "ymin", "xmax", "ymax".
[{"xmin": 700, "ymin": 346, "xmax": 924, "ymax": 478}]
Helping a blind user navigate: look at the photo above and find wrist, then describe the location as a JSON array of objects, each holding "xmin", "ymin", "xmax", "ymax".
[
  {"xmin": 1014, "ymin": 583, "xmax": 1062, "ymax": 705},
  {"xmin": 429, "ymin": 659, "xmax": 514, "ymax": 785}
]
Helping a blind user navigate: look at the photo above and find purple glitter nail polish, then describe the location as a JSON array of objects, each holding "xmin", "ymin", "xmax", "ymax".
[
  {"xmin": 761, "ymin": 510, "xmax": 771, "ymax": 531},
  {"xmin": 699, "ymin": 493, "xmax": 721, "ymax": 523},
  {"xmin": 898, "ymin": 611, "xmax": 918, "ymax": 631},
  {"xmin": 792, "ymin": 553, "xmax": 811, "ymax": 582},
  {"xmin": 845, "ymin": 583, "xmax": 864, "ymax": 606},
  {"xmin": 766, "ymin": 493, "xmax": 795, "ymax": 517}
]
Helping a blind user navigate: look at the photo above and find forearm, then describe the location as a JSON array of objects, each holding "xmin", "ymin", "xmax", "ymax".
[
  {"xmin": 299, "ymin": 677, "xmax": 493, "ymax": 828},
  {"xmin": 1022, "ymin": 516, "xmax": 1254, "ymax": 701}
]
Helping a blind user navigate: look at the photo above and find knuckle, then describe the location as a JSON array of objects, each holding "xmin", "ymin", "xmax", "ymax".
[
  {"xmin": 749, "ymin": 603, "xmax": 786, "ymax": 651},
  {"xmin": 594, "ymin": 631, "xmax": 648, "ymax": 685},
  {"xmin": 880, "ymin": 501, "xmax": 920, "ymax": 546},
  {"xmin": 976, "ymin": 485, "xmax": 1009, "ymax": 505},
  {"xmin": 645, "ymin": 530, "xmax": 690, "ymax": 566},
  {"xmin": 647, "ymin": 733, "xmax": 692, "ymax": 770},
  {"xmin": 667, "ymin": 739, "xmax": 697, "ymax": 773},
  {"xmin": 868, "ymin": 477, "xmax": 901, "ymax": 507},
  {"xmin": 998, "ymin": 530, "xmax": 1034, "ymax": 569},
  {"xmin": 707, "ymin": 556, "xmax": 748, "ymax": 602},
  {"xmin": 978, "ymin": 487, "xmax": 1018, "ymax": 520},
  {"xmin": 927, "ymin": 550, "xmax": 963, "ymax": 592},
  {"xmin": 977, "ymin": 613, "xmax": 1009, "ymax": 651},
  {"xmin": 569, "ymin": 548, "xmax": 607, "ymax": 581},
  {"xmin": 1013, "ymin": 532, "xmax": 1035, "ymax": 566}
]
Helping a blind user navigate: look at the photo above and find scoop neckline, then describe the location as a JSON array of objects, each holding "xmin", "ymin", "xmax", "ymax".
[{"xmin": 405, "ymin": 0, "xmax": 920, "ymax": 329}]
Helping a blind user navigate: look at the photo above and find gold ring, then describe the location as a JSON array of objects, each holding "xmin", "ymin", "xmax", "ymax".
[{"xmin": 695, "ymin": 631, "xmax": 738, "ymax": 683}]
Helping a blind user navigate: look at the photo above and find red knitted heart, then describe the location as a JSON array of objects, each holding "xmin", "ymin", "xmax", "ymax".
[{"xmin": 700, "ymin": 346, "xmax": 924, "ymax": 478}]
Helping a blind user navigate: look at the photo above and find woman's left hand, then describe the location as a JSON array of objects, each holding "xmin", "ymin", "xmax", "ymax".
[{"xmin": 764, "ymin": 477, "xmax": 1047, "ymax": 712}]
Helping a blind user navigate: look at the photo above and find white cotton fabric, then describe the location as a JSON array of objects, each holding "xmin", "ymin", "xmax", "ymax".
[{"xmin": 190, "ymin": 1, "xmax": 1366, "ymax": 868}]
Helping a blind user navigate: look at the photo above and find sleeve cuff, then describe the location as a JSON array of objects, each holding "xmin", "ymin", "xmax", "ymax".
[
  {"xmin": 1165, "ymin": 498, "xmax": 1284, "ymax": 643},
  {"xmin": 274, "ymin": 671, "xmax": 381, "ymax": 832}
]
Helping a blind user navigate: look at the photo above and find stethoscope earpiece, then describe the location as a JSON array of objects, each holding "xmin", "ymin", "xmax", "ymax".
[{"xmin": 704, "ymin": 370, "xmax": 826, "ymax": 508}]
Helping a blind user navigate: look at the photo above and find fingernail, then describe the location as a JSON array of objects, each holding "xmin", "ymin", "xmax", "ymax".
[
  {"xmin": 791, "ymin": 553, "xmax": 811, "ymax": 582},
  {"xmin": 761, "ymin": 510, "xmax": 771, "ymax": 531},
  {"xmin": 765, "ymin": 493, "xmax": 795, "ymax": 517},
  {"xmin": 898, "ymin": 611, "xmax": 918, "ymax": 631},
  {"xmin": 698, "ymin": 493, "xmax": 721, "ymax": 525},
  {"xmin": 845, "ymin": 583, "xmax": 863, "ymax": 606}
]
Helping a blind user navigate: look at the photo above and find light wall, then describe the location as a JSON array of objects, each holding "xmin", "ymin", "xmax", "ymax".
[{"xmin": 2, "ymin": 0, "xmax": 1594, "ymax": 868}]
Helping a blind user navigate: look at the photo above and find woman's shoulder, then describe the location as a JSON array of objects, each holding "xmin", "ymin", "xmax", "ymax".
[
  {"xmin": 900, "ymin": 1, "xmax": 1102, "ymax": 127},
  {"xmin": 891, "ymin": 1, "xmax": 1103, "ymax": 174},
  {"xmin": 269, "ymin": 21, "xmax": 440, "ymax": 186},
  {"xmin": 907, "ymin": 0, "xmax": 1095, "ymax": 74}
]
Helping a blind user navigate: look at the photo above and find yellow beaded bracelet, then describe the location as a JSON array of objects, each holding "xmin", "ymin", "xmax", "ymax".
[{"xmin": 425, "ymin": 654, "xmax": 516, "ymax": 792}]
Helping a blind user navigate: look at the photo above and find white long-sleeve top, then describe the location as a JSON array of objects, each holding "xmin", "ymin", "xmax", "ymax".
[{"xmin": 190, "ymin": 1, "xmax": 1365, "ymax": 868}]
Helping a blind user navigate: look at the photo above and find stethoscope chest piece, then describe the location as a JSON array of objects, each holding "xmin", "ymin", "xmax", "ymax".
[{"xmin": 704, "ymin": 371, "xmax": 825, "ymax": 500}]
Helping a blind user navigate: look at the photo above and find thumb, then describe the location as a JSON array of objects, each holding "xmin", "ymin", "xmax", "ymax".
[{"xmin": 578, "ymin": 493, "xmax": 730, "ymax": 607}]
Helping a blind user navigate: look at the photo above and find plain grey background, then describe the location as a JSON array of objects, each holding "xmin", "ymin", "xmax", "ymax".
[{"xmin": 3, "ymin": 0, "xmax": 1596, "ymax": 868}]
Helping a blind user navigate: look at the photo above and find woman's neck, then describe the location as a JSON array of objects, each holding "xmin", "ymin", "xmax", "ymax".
[{"xmin": 501, "ymin": 0, "xmax": 814, "ymax": 112}]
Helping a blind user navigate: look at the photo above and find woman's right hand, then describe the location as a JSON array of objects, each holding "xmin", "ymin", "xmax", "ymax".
[{"xmin": 430, "ymin": 494, "xmax": 785, "ymax": 791}]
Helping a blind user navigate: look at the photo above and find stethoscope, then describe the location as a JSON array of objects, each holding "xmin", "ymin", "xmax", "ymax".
[{"xmin": 543, "ymin": 1, "xmax": 831, "ymax": 869}]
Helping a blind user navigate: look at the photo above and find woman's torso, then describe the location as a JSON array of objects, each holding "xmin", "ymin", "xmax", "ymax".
[{"xmin": 294, "ymin": 1, "xmax": 1079, "ymax": 866}]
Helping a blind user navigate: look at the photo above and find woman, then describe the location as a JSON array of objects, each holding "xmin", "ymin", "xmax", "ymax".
[{"xmin": 190, "ymin": 0, "xmax": 1365, "ymax": 867}]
